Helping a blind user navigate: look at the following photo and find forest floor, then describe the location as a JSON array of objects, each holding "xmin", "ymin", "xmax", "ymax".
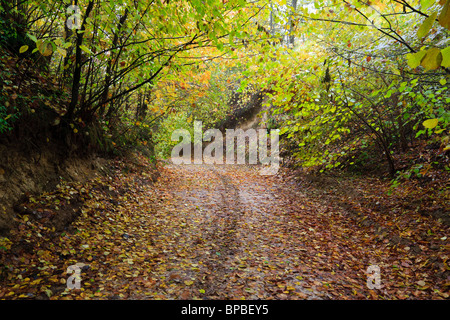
[{"xmin": 0, "ymin": 153, "xmax": 448, "ymax": 300}]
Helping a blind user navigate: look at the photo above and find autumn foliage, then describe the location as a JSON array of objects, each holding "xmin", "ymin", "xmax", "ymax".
[{"xmin": 0, "ymin": 0, "xmax": 449, "ymax": 301}]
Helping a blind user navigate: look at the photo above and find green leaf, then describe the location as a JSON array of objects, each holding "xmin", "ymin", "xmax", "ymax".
[
  {"xmin": 79, "ymin": 45, "xmax": 92, "ymax": 54},
  {"xmin": 441, "ymin": 46, "xmax": 450, "ymax": 68},
  {"xmin": 27, "ymin": 33, "xmax": 37, "ymax": 43},
  {"xmin": 421, "ymin": 0, "xmax": 434, "ymax": 10},
  {"xmin": 423, "ymin": 118, "xmax": 439, "ymax": 129},
  {"xmin": 406, "ymin": 50, "xmax": 427, "ymax": 68},
  {"xmin": 417, "ymin": 12, "xmax": 437, "ymax": 39},
  {"xmin": 421, "ymin": 47, "xmax": 443, "ymax": 70},
  {"xmin": 45, "ymin": 289, "xmax": 53, "ymax": 298}
]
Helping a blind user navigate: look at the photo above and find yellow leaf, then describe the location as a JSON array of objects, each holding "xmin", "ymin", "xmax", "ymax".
[
  {"xmin": 19, "ymin": 45, "xmax": 29, "ymax": 54},
  {"xmin": 417, "ymin": 12, "xmax": 437, "ymax": 39},
  {"xmin": 184, "ymin": 280, "xmax": 194, "ymax": 286},
  {"xmin": 423, "ymin": 118, "xmax": 439, "ymax": 129},
  {"xmin": 57, "ymin": 47, "xmax": 67, "ymax": 57},
  {"xmin": 407, "ymin": 50, "xmax": 427, "ymax": 68},
  {"xmin": 30, "ymin": 278, "xmax": 43, "ymax": 285},
  {"xmin": 439, "ymin": 0, "xmax": 450, "ymax": 29},
  {"xmin": 442, "ymin": 46, "xmax": 450, "ymax": 68},
  {"xmin": 421, "ymin": 47, "xmax": 443, "ymax": 70},
  {"xmin": 0, "ymin": 237, "xmax": 12, "ymax": 250},
  {"xmin": 36, "ymin": 39, "xmax": 53, "ymax": 56}
]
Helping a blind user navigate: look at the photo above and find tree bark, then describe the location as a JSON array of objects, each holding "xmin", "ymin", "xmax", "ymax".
[
  {"xmin": 289, "ymin": 0, "xmax": 297, "ymax": 47},
  {"xmin": 99, "ymin": 8, "xmax": 129, "ymax": 117},
  {"xmin": 65, "ymin": 0, "xmax": 94, "ymax": 123}
]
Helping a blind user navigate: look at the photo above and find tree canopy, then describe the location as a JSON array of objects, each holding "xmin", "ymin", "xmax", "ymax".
[{"xmin": 0, "ymin": 0, "xmax": 449, "ymax": 176}]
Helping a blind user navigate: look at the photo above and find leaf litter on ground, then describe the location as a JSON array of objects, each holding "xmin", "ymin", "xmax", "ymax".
[{"xmin": 0, "ymin": 154, "xmax": 448, "ymax": 300}]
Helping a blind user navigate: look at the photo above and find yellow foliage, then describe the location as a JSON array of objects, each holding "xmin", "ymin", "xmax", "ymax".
[
  {"xmin": 0, "ymin": 237, "xmax": 12, "ymax": 250},
  {"xmin": 200, "ymin": 71, "xmax": 211, "ymax": 84}
]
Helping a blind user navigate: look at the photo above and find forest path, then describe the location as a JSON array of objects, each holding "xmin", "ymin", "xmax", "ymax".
[
  {"xmin": 128, "ymin": 162, "xmax": 382, "ymax": 299},
  {"xmin": 2, "ymin": 156, "xmax": 448, "ymax": 300}
]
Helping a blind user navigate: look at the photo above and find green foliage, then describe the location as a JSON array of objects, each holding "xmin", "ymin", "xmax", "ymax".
[
  {"xmin": 0, "ymin": 0, "xmax": 255, "ymax": 157},
  {"xmin": 188, "ymin": 68, "xmax": 234, "ymax": 129},
  {"xmin": 1, "ymin": 0, "xmax": 449, "ymax": 174},
  {"xmin": 0, "ymin": 104, "xmax": 19, "ymax": 133},
  {"xmin": 154, "ymin": 112, "xmax": 193, "ymax": 159},
  {"xmin": 151, "ymin": 61, "xmax": 237, "ymax": 158},
  {"xmin": 0, "ymin": 15, "xmax": 16, "ymax": 48},
  {"xmin": 236, "ymin": 0, "xmax": 450, "ymax": 176},
  {"xmin": 0, "ymin": 52, "xmax": 20, "ymax": 133}
]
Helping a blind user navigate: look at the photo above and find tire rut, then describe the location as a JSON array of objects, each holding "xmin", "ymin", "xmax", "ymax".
[{"xmin": 202, "ymin": 168, "xmax": 243, "ymax": 296}]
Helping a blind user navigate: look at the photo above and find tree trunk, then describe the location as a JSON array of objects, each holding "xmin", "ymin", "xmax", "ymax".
[
  {"xmin": 289, "ymin": 0, "xmax": 298, "ymax": 47},
  {"xmin": 99, "ymin": 8, "xmax": 129, "ymax": 117},
  {"xmin": 65, "ymin": 0, "xmax": 94, "ymax": 123},
  {"xmin": 62, "ymin": 4, "xmax": 75, "ymax": 89}
]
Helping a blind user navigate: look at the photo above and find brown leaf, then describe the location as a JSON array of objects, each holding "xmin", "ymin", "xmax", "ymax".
[{"xmin": 180, "ymin": 290, "xmax": 191, "ymax": 299}]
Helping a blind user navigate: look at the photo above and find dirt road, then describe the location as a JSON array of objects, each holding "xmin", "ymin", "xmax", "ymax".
[
  {"xmin": 131, "ymin": 162, "xmax": 383, "ymax": 300},
  {"xmin": 2, "ymin": 158, "xmax": 448, "ymax": 300}
]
